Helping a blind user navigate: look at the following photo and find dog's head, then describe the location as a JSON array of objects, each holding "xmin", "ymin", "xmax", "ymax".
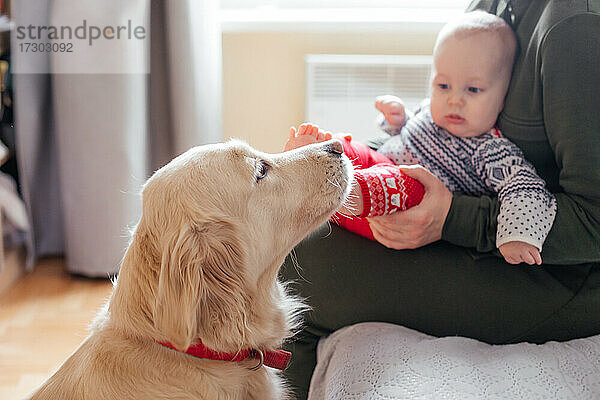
[{"xmin": 119, "ymin": 139, "xmax": 351, "ymax": 351}]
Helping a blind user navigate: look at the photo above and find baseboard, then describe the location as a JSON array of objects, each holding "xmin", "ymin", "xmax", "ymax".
[{"xmin": 0, "ymin": 246, "xmax": 26, "ymax": 297}]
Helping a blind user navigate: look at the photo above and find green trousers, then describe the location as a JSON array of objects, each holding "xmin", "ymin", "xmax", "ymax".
[{"xmin": 280, "ymin": 223, "xmax": 600, "ymax": 400}]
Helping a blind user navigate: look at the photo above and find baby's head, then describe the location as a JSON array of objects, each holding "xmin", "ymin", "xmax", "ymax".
[{"xmin": 430, "ymin": 11, "xmax": 517, "ymax": 138}]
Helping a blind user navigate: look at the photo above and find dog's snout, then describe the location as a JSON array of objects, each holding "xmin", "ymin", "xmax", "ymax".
[{"xmin": 326, "ymin": 140, "xmax": 344, "ymax": 155}]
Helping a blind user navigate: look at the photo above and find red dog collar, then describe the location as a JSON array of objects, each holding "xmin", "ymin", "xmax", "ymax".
[{"xmin": 157, "ymin": 340, "xmax": 291, "ymax": 371}]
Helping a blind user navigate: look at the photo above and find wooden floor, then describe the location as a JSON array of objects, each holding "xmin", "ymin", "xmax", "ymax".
[{"xmin": 0, "ymin": 257, "xmax": 113, "ymax": 399}]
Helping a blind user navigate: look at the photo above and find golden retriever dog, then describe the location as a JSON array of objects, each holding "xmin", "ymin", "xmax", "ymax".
[{"xmin": 30, "ymin": 139, "xmax": 352, "ymax": 400}]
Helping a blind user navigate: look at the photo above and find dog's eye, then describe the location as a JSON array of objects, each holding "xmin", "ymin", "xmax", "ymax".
[{"xmin": 255, "ymin": 160, "xmax": 270, "ymax": 181}]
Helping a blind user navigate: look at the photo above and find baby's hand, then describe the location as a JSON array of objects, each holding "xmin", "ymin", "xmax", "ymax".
[
  {"xmin": 499, "ymin": 241, "xmax": 542, "ymax": 265},
  {"xmin": 375, "ymin": 95, "xmax": 407, "ymax": 129}
]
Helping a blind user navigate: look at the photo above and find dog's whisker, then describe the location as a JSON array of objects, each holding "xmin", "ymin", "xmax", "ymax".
[
  {"xmin": 288, "ymin": 250, "xmax": 310, "ymax": 286},
  {"xmin": 332, "ymin": 179, "xmax": 343, "ymax": 190},
  {"xmin": 321, "ymin": 221, "xmax": 333, "ymax": 239},
  {"xmin": 337, "ymin": 190, "xmax": 360, "ymax": 217}
]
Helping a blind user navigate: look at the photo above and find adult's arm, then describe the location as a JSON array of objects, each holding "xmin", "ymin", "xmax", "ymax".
[{"xmin": 443, "ymin": 14, "xmax": 600, "ymax": 265}]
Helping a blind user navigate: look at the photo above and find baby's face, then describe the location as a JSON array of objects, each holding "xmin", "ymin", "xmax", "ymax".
[{"xmin": 430, "ymin": 33, "xmax": 511, "ymax": 138}]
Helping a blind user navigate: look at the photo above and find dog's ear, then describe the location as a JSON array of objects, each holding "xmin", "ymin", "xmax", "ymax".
[
  {"xmin": 153, "ymin": 224, "xmax": 203, "ymax": 350},
  {"xmin": 153, "ymin": 219, "xmax": 248, "ymax": 351}
]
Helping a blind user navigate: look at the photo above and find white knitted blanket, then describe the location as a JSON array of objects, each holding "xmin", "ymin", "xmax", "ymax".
[{"xmin": 309, "ymin": 322, "xmax": 600, "ymax": 400}]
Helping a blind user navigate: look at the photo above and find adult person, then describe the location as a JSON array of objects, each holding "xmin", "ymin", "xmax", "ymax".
[{"xmin": 280, "ymin": 1, "xmax": 600, "ymax": 398}]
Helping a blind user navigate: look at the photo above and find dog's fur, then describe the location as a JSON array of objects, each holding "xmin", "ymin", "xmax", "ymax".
[{"xmin": 30, "ymin": 140, "xmax": 351, "ymax": 400}]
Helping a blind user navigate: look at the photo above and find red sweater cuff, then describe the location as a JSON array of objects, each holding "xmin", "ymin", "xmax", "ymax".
[{"xmin": 355, "ymin": 173, "xmax": 372, "ymax": 218}]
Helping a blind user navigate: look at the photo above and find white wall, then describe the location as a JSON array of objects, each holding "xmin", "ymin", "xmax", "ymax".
[{"xmin": 222, "ymin": 30, "xmax": 437, "ymax": 154}]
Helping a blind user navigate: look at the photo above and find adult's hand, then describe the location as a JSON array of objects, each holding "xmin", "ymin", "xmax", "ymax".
[{"xmin": 368, "ymin": 166, "xmax": 452, "ymax": 249}]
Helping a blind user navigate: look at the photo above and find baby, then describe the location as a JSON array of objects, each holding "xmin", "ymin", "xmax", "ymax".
[{"xmin": 284, "ymin": 11, "xmax": 556, "ymax": 265}]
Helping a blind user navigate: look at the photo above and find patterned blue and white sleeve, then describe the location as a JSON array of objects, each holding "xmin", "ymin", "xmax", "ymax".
[{"xmin": 472, "ymin": 136, "xmax": 557, "ymax": 251}]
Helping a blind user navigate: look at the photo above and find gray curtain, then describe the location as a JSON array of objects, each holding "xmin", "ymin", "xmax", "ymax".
[{"xmin": 12, "ymin": 0, "xmax": 222, "ymax": 276}]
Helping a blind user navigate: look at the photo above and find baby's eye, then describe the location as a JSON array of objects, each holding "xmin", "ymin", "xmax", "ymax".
[
  {"xmin": 468, "ymin": 87, "xmax": 481, "ymax": 93},
  {"xmin": 438, "ymin": 83, "xmax": 449, "ymax": 90}
]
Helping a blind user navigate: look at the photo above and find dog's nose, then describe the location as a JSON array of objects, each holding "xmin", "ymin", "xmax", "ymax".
[{"xmin": 326, "ymin": 139, "xmax": 344, "ymax": 155}]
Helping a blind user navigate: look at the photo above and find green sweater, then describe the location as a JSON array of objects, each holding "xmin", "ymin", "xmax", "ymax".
[{"xmin": 442, "ymin": 0, "xmax": 600, "ymax": 264}]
